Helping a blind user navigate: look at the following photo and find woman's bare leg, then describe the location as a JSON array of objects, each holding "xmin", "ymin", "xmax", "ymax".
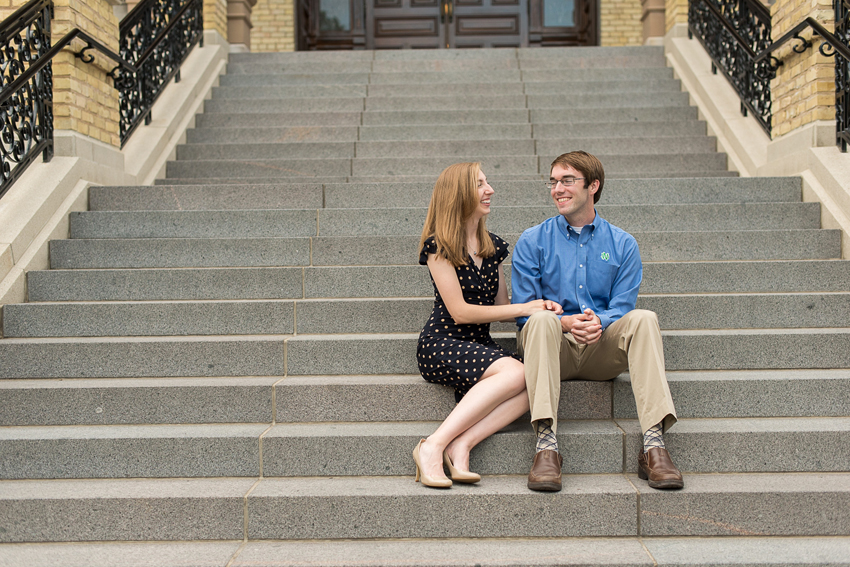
[
  {"xmin": 416, "ymin": 357, "xmax": 526, "ymax": 480},
  {"xmin": 444, "ymin": 389, "xmax": 529, "ymax": 471}
]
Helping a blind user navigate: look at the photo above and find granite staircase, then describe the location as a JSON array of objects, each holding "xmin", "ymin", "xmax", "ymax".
[{"xmin": 1, "ymin": 46, "xmax": 849, "ymax": 565}]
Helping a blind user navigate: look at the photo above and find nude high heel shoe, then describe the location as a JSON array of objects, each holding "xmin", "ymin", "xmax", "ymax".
[
  {"xmin": 443, "ymin": 450, "xmax": 481, "ymax": 483},
  {"xmin": 412, "ymin": 439, "xmax": 452, "ymax": 488}
]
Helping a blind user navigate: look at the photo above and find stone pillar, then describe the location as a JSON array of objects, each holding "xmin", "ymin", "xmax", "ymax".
[
  {"xmin": 641, "ymin": 0, "xmax": 666, "ymax": 42},
  {"xmin": 769, "ymin": 0, "xmax": 835, "ymax": 138},
  {"xmin": 227, "ymin": 0, "xmax": 257, "ymax": 51},
  {"xmin": 205, "ymin": 0, "xmax": 228, "ymax": 38},
  {"xmin": 600, "ymin": 0, "xmax": 644, "ymax": 46},
  {"xmin": 665, "ymin": 0, "xmax": 688, "ymax": 34},
  {"xmin": 251, "ymin": 0, "xmax": 295, "ymax": 52}
]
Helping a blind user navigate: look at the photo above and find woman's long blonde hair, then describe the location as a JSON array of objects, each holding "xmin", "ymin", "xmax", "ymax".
[{"xmin": 419, "ymin": 162, "xmax": 495, "ymax": 267}]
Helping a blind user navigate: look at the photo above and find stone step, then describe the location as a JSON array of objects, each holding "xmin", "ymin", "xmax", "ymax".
[
  {"xmin": 4, "ymin": 537, "xmax": 849, "ymax": 567},
  {"xmin": 195, "ymin": 111, "xmax": 363, "ymax": 127},
  {"xmin": 187, "ymin": 125, "xmax": 363, "ymax": 143},
  {"xmin": 221, "ymin": 67, "xmax": 372, "ymax": 82},
  {"xmin": 89, "ymin": 177, "xmax": 799, "ymax": 211},
  {"xmin": 284, "ymin": 329, "xmax": 850, "ymax": 375},
  {"xmin": 153, "ymin": 170, "xmax": 740, "ymax": 185},
  {"xmin": 278, "ymin": 369, "xmax": 850, "ymax": 423},
  {"xmin": 0, "ymin": 336, "xmax": 287, "ymax": 378},
  {"xmin": 3, "ymin": 369, "xmax": 846, "ymax": 427},
  {"xmin": 71, "ymin": 203, "xmax": 817, "ymax": 240},
  {"xmin": 47, "ymin": 229, "xmax": 841, "ymax": 269},
  {"xmin": 25, "ymin": 258, "xmax": 849, "ymax": 302},
  {"xmin": 2, "ymin": 474, "xmax": 847, "ymax": 542},
  {"xmin": 522, "ymin": 79, "xmax": 680, "ymax": 94},
  {"xmin": 527, "ymin": 92, "xmax": 691, "ymax": 109},
  {"xmin": 364, "ymin": 94, "xmax": 528, "ymax": 111},
  {"xmin": 216, "ymin": 66, "xmax": 675, "ymax": 86},
  {"xmin": 6, "ymin": 292, "xmax": 846, "ymax": 337},
  {"xmin": 1, "ymin": 328, "xmax": 847, "ymax": 379},
  {"xmin": 0, "ymin": 377, "xmax": 278, "ymax": 426},
  {"xmin": 2, "ymin": 300, "xmax": 297, "ymax": 337},
  {"xmin": 91, "ymin": 183, "xmax": 325, "ymax": 210},
  {"xmin": 211, "ymin": 84, "xmax": 369, "ymax": 99},
  {"xmin": 203, "ymin": 98, "xmax": 365, "ymax": 114},
  {"xmin": 529, "ymin": 107, "xmax": 699, "ymax": 123},
  {"xmin": 3, "ymin": 417, "xmax": 847, "ymax": 479}
]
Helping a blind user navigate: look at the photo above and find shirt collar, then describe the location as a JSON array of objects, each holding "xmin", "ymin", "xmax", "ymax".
[{"xmin": 558, "ymin": 210, "xmax": 600, "ymax": 235}]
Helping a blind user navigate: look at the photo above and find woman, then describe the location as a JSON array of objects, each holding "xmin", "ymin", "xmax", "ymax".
[{"xmin": 413, "ymin": 162, "xmax": 562, "ymax": 488}]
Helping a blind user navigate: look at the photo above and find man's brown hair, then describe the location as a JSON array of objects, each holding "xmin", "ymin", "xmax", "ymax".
[{"xmin": 550, "ymin": 151, "xmax": 605, "ymax": 203}]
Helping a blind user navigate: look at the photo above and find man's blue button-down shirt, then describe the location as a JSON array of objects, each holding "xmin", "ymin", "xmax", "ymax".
[{"xmin": 511, "ymin": 212, "xmax": 642, "ymax": 331}]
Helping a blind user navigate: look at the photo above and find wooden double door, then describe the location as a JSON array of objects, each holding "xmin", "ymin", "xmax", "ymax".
[{"xmin": 297, "ymin": 0, "xmax": 597, "ymax": 50}]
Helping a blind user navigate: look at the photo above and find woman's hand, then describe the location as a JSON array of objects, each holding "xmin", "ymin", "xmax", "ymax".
[{"xmin": 522, "ymin": 299, "xmax": 563, "ymax": 316}]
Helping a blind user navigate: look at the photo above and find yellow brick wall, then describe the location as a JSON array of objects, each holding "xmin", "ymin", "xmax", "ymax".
[
  {"xmin": 770, "ymin": 0, "xmax": 835, "ymax": 137},
  {"xmin": 251, "ymin": 0, "xmax": 294, "ymax": 52},
  {"xmin": 205, "ymin": 0, "xmax": 228, "ymax": 38},
  {"xmin": 601, "ymin": 0, "xmax": 644, "ymax": 46},
  {"xmin": 54, "ymin": 0, "xmax": 121, "ymax": 146},
  {"xmin": 666, "ymin": 0, "xmax": 688, "ymax": 33}
]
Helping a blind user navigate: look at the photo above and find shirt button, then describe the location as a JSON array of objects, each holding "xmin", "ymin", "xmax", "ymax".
[
  {"xmin": 582, "ymin": 305, "xmax": 586, "ymax": 309},
  {"xmin": 580, "ymin": 244, "xmax": 583, "ymax": 247},
  {"xmin": 579, "ymin": 285, "xmax": 583, "ymax": 289},
  {"xmin": 579, "ymin": 264, "xmax": 583, "ymax": 267}
]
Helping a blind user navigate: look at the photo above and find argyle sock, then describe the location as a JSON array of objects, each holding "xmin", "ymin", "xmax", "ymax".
[
  {"xmin": 643, "ymin": 422, "xmax": 665, "ymax": 452},
  {"xmin": 535, "ymin": 419, "xmax": 558, "ymax": 453}
]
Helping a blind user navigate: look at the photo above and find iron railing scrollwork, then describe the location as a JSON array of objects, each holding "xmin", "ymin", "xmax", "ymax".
[
  {"xmin": 0, "ymin": 0, "xmax": 53, "ymax": 198},
  {"xmin": 688, "ymin": 0, "xmax": 775, "ymax": 136},
  {"xmin": 835, "ymin": 0, "xmax": 849, "ymax": 151},
  {"xmin": 0, "ymin": 0, "xmax": 203, "ymax": 198},
  {"xmin": 116, "ymin": 0, "xmax": 204, "ymax": 145},
  {"xmin": 752, "ymin": 15, "xmax": 850, "ymax": 151}
]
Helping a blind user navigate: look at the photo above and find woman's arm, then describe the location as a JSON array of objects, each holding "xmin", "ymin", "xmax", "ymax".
[{"xmin": 427, "ymin": 254, "xmax": 561, "ymax": 325}]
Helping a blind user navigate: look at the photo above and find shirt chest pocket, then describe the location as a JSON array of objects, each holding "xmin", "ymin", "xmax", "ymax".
[{"xmin": 587, "ymin": 258, "xmax": 620, "ymax": 301}]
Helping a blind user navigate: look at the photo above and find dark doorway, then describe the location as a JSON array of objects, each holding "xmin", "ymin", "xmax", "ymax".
[{"xmin": 297, "ymin": 0, "xmax": 597, "ymax": 50}]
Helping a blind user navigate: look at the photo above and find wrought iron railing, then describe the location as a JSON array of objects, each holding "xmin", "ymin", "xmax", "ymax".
[
  {"xmin": 116, "ymin": 0, "xmax": 204, "ymax": 144},
  {"xmin": 688, "ymin": 0, "xmax": 775, "ymax": 135},
  {"xmin": 834, "ymin": 0, "xmax": 849, "ymax": 151},
  {"xmin": 753, "ymin": 15, "xmax": 850, "ymax": 151},
  {"xmin": 689, "ymin": 0, "xmax": 850, "ymax": 151},
  {"xmin": 0, "ymin": 0, "xmax": 53, "ymax": 198},
  {"xmin": 0, "ymin": 0, "xmax": 203, "ymax": 199}
]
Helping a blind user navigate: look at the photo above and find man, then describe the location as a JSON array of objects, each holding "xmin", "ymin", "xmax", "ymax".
[{"xmin": 511, "ymin": 151, "xmax": 683, "ymax": 492}]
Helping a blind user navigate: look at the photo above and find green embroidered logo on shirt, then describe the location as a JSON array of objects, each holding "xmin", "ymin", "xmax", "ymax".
[{"xmin": 600, "ymin": 252, "xmax": 610, "ymax": 261}]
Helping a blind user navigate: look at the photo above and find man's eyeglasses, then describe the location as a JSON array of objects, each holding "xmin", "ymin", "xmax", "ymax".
[{"xmin": 546, "ymin": 177, "xmax": 585, "ymax": 190}]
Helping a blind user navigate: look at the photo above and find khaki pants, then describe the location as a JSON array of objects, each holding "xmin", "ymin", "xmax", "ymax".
[{"xmin": 517, "ymin": 309, "xmax": 677, "ymax": 434}]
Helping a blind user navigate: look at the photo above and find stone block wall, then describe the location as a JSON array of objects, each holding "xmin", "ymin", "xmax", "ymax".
[
  {"xmin": 769, "ymin": 0, "xmax": 835, "ymax": 137},
  {"xmin": 251, "ymin": 0, "xmax": 294, "ymax": 52},
  {"xmin": 601, "ymin": 0, "xmax": 645, "ymax": 46}
]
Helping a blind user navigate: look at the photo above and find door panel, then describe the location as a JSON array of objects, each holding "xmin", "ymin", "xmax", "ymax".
[
  {"xmin": 369, "ymin": 0, "xmax": 445, "ymax": 48},
  {"xmin": 450, "ymin": 0, "xmax": 527, "ymax": 48}
]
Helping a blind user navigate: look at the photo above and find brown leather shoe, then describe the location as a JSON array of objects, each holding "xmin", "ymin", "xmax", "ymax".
[
  {"xmin": 638, "ymin": 447, "xmax": 684, "ymax": 489},
  {"xmin": 527, "ymin": 449, "xmax": 563, "ymax": 492}
]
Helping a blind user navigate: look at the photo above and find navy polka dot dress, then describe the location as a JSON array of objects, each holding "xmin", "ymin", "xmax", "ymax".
[{"xmin": 417, "ymin": 233, "xmax": 519, "ymax": 403}]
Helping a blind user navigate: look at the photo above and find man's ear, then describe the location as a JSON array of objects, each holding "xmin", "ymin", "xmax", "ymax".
[{"xmin": 588, "ymin": 179, "xmax": 600, "ymax": 196}]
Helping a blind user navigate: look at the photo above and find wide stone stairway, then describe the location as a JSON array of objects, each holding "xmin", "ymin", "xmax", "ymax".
[{"xmin": 1, "ymin": 46, "xmax": 849, "ymax": 564}]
